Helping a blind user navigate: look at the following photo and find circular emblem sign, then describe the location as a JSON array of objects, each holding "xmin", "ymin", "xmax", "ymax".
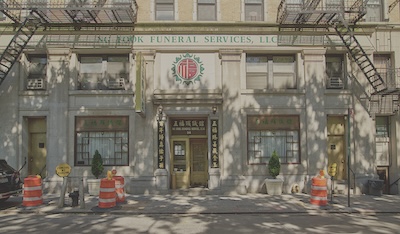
[
  {"xmin": 56, "ymin": 163, "xmax": 71, "ymax": 177},
  {"xmin": 172, "ymin": 53, "xmax": 204, "ymax": 85}
]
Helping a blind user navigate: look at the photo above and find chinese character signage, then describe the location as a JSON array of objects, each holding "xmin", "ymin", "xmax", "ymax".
[
  {"xmin": 211, "ymin": 119, "xmax": 219, "ymax": 168},
  {"xmin": 248, "ymin": 116, "xmax": 299, "ymax": 130},
  {"xmin": 170, "ymin": 118, "xmax": 207, "ymax": 135},
  {"xmin": 76, "ymin": 116, "xmax": 129, "ymax": 131},
  {"xmin": 158, "ymin": 121, "xmax": 165, "ymax": 169}
]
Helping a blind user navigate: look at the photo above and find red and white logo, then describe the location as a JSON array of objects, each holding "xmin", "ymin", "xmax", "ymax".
[{"xmin": 172, "ymin": 53, "xmax": 204, "ymax": 85}]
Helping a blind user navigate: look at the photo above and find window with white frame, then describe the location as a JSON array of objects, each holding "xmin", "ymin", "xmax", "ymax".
[
  {"xmin": 197, "ymin": 0, "xmax": 216, "ymax": 21},
  {"xmin": 75, "ymin": 116, "xmax": 129, "ymax": 166},
  {"xmin": 248, "ymin": 116, "xmax": 300, "ymax": 164},
  {"xmin": 78, "ymin": 55, "xmax": 129, "ymax": 90},
  {"xmin": 365, "ymin": 0, "xmax": 384, "ymax": 22},
  {"xmin": 246, "ymin": 54, "xmax": 296, "ymax": 89},
  {"xmin": 155, "ymin": 0, "xmax": 174, "ymax": 20},
  {"xmin": 245, "ymin": 0, "xmax": 264, "ymax": 21},
  {"xmin": 26, "ymin": 55, "xmax": 47, "ymax": 90},
  {"xmin": 326, "ymin": 55, "xmax": 345, "ymax": 89}
]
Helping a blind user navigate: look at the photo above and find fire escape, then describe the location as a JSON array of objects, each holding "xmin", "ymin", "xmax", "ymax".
[
  {"xmin": 0, "ymin": 0, "xmax": 138, "ymax": 87},
  {"xmin": 277, "ymin": 0, "xmax": 400, "ymax": 116}
]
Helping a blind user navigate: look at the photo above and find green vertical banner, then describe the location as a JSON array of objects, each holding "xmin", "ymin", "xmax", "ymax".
[
  {"xmin": 158, "ymin": 121, "xmax": 166, "ymax": 169},
  {"xmin": 135, "ymin": 52, "xmax": 146, "ymax": 117},
  {"xmin": 211, "ymin": 119, "xmax": 219, "ymax": 168}
]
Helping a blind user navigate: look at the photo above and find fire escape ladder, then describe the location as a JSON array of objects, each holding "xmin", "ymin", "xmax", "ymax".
[
  {"xmin": 334, "ymin": 21, "xmax": 387, "ymax": 95},
  {"xmin": 0, "ymin": 0, "xmax": 22, "ymax": 23},
  {"xmin": 0, "ymin": 14, "xmax": 40, "ymax": 86},
  {"xmin": 389, "ymin": 0, "xmax": 400, "ymax": 13}
]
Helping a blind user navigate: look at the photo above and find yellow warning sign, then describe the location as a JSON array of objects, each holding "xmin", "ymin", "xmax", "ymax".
[{"xmin": 56, "ymin": 163, "xmax": 71, "ymax": 177}]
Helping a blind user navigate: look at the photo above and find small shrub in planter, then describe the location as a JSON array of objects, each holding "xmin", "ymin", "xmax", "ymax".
[
  {"xmin": 268, "ymin": 150, "xmax": 281, "ymax": 179},
  {"xmin": 91, "ymin": 150, "xmax": 104, "ymax": 179}
]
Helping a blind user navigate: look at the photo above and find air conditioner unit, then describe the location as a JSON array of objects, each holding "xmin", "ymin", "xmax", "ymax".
[
  {"xmin": 27, "ymin": 79, "xmax": 45, "ymax": 90},
  {"xmin": 327, "ymin": 77, "xmax": 344, "ymax": 89},
  {"xmin": 108, "ymin": 78, "xmax": 125, "ymax": 90}
]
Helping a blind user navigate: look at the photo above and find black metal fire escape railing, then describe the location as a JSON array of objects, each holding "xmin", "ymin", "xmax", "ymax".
[
  {"xmin": 277, "ymin": 0, "xmax": 400, "ymax": 115},
  {"xmin": 0, "ymin": 0, "xmax": 138, "ymax": 87}
]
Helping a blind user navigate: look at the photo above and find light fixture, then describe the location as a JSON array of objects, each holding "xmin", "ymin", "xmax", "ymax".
[
  {"xmin": 212, "ymin": 106, "xmax": 217, "ymax": 114},
  {"xmin": 157, "ymin": 105, "xmax": 166, "ymax": 122}
]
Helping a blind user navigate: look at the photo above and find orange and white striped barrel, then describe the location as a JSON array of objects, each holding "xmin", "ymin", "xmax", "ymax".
[
  {"xmin": 23, "ymin": 176, "xmax": 43, "ymax": 207},
  {"xmin": 114, "ymin": 176, "xmax": 125, "ymax": 203},
  {"xmin": 310, "ymin": 177, "xmax": 328, "ymax": 206},
  {"xmin": 98, "ymin": 178, "xmax": 116, "ymax": 208}
]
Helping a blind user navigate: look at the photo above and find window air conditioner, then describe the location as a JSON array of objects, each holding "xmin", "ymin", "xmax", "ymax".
[
  {"xmin": 328, "ymin": 77, "xmax": 344, "ymax": 89},
  {"xmin": 27, "ymin": 79, "xmax": 45, "ymax": 90},
  {"xmin": 108, "ymin": 78, "xmax": 125, "ymax": 89}
]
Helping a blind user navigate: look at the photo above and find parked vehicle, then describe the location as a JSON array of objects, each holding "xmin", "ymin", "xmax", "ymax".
[{"xmin": 0, "ymin": 159, "xmax": 22, "ymax": 202}]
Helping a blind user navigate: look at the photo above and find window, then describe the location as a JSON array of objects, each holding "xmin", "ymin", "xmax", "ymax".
[
  {"xmin": 365, "ymin": 0, "xmax": 384, "ymax": 22},
  {"xmin": 375, "ymin": 116, "xmax": 390, "ymax": 166},
  {"xmin": 26, "ymin": 55, "xmax": 47, "ymax": 90},
  {"xmin": 246, "ymin": 55, "xmax": 296, "ymax": 89},
  {"xmin": 75, "ymin": 116, "xmax": 129, "ymax": 166},
  {"xmin": 326, "ymin": 55, "xmax": 345, "ymax": 89},
  {"xmin": 248, "ymin": 116, "xmax": 300, "ymax": 164},
  {"xmin": 78, "ymin": 55, "xmax": 129, "ymax": 90},
  {"xmin": 155, "ymin": 0, "xmax": 174, "ymax": 20},
  {"xmin": 245, "ymin": 0, "xmax": 263, "ymax": 21},
  {"xmin": 374, "ymin": 55, "xmax": 393, "ymax": 86},
  {"xmin": 197, "ymin": 0, "xmax": 216, "ymax": 21}
]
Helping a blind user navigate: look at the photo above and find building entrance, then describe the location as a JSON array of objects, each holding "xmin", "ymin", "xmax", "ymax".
[
  {"xmin": 171, "ymin": 138, "xmax": 208, "ymax": 189},
  {"xmin": 169, "ymin": 117, "xmax": 208, "ymax": 189},
  {"xmin": 327, "ymin": 116, "xmax": 346, "ymax": 180},
  {"xmin": 28, "ymin": 117, "xmax": 47, "ymax": 178}
]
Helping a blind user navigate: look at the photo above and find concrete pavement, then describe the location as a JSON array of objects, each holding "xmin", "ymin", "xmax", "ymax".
[{"xmin": 3, "ymin": 191, "xmax": 400, "ymax": 215}]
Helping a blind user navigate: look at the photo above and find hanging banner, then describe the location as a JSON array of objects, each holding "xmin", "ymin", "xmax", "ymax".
[
  {"xmin": 135, "ymin": 52, "xmax": 146, "ymax": 117},
  {"xmin": 158, "ymin": 121, "xmax": 166, "ymax": 169},
  {"xmin": 211, "ymin": 119, "xmax": 219, "ymax": 168}
]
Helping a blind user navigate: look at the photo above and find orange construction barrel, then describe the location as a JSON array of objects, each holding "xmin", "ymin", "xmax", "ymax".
[
  {"xmin": 310, "ymin": 177, "xmax": 328, "ymax": 206},
  {"xmin": 98, "ymin": 178, "xmax": 116, "ymax": 208},
  {"xmin": 23, "ymin": 176, "xmax": 43, "ymax": 207},
  {"xmin": 114, "ymin": 176, "xmax": 125, "ymax": 203}
]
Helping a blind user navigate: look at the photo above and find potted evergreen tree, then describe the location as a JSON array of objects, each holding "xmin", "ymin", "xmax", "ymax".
[
  {"xmin": 265, "ymin": 150, "xmax": 284, "ymax": 195},
  {"xmin": 87, "ymin": 150, "xmax": 104, "ymax": 196}
]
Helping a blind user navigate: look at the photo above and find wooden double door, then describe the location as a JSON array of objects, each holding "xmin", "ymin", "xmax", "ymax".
[{"xmin": 171, "ymin": 138, "xmax": 208, "ymax": 189}]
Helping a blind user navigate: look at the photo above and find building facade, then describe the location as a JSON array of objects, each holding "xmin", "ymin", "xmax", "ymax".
[{"xmin": 0, "ymin": 0, "xmax": 400, "ymax": 195}]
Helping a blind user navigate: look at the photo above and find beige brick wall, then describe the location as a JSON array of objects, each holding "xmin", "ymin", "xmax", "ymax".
[
  {"xmin": 136, "ymin": 0, "xmax": 151, "ymax": 21},
  {"xmin": 267, "ymin": 0, "xmax": 280, "ymax": 23},
  {"xmin": 220, "ymin": 0, "xmax": 241, "ymax": 21},
  {"xmin": 388, "ymin": 3, "xmax": 400, "ymax": 22},
  {"xmin": 178, "ymin": 0, "xmax": 194, "ymax": 21}
]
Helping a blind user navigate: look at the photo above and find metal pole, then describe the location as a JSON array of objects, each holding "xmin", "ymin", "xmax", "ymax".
[
  {"xmin": 79, "ymin": 177, "xmax": 85, "ymax": 209},
  {"xmin": 347, "ymin": 108, "xmax": 351, "ymax": 207},
  {"xmin": 58, "ymin": 177, "xmax": 68, "ymax": 208}
]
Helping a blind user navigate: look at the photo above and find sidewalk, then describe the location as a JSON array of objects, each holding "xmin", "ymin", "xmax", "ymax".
[{"xmin": 5, "ymin": 192, "xmax": 400, "ymax": 215}]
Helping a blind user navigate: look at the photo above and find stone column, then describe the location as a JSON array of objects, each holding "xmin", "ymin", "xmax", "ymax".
[
  {"xmin": 219, "ymin": 49, "xmax": 246, "ymax": 194},
  {"xmin": 46, "ymin": 47, "xmax": 70, "ymax": 188},
  {"xmin": 302, "ymin": 49, "xmax": 327, "ymax": 176}
]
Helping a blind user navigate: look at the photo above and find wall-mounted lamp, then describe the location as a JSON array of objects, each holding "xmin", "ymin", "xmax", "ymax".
[
  {"xmin": 157, "ymin": 105, "xmax": 167, "ymax": 122},
  {"xmin": 212, "ymin": 106, "xmax": 217, "ymax": 114}
]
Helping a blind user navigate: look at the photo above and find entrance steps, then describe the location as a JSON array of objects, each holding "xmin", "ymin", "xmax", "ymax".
[{"xmin": 170, "ymin": 187, "xmax": 212, "ymax": 196}]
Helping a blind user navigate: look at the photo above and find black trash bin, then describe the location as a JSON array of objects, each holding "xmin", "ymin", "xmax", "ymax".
[{"xmin": 368, "ymin": 179, "xmax": 384, "ymax": 196}]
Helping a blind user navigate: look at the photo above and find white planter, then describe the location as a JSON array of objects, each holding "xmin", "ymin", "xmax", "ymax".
[
  {"xmin": 265, "ymin": 179, "xmax": 284, "ymax": 195},
  {"xmin": 87, "ymin": 178, "xmax": 101, "ymax": 196}
]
